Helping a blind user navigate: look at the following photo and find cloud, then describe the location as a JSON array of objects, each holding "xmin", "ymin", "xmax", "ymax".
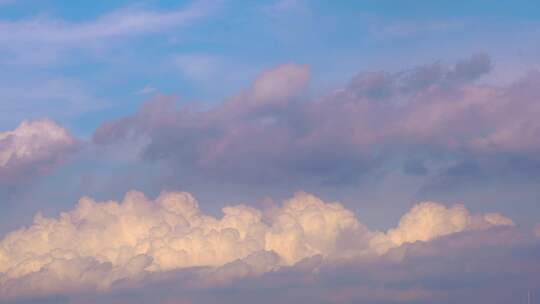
[
  {"xmin": 263, "ymin": 0, "xmax": 310, "ymax": 16},
  {"xmin": 0, "ymin": 78, "xmax": 104, "ymax": 128},
  {"xmin": 370, "ymin": 20, "xmax": 466, "ymax": 40},
  {"xmin": 136, "ymin": 85, "xmax": 157, "ymax": 95},
  {"xmin": 92, "ymin": 54, "xmax": 540, "ymax": 187},
  {"xmin": 347, "ymin": 53, "xmax": 492, "ymax": 98},
  {"xmin": 173, "ymin": 54, "xmax": 223, "ymax": 81},
  {"xmin": 0, "ymin": 0, "xmax": 14, "ymax": 6},
  {"xmin": 535, "ymin": 224, "xmax": 540, "ymax": 238},
  {"xmin": 0, "ymin": 1, "xmax": 215, "ymax": 65},
  {"xmin": 0, "ymin": 120, "xmax": 78, "ymax": 188},
  {"xmin": 246, "ymin": 63, "xmax": 310, "ymax": 106},
  {"xmin": 23, "ymin": 225, "xmax": 534, "ymax": 304},
  {"xmin": 370, "ymin": 202, "xmax": 514, "ymax": 254},
  {"xmin": 0, "ymin": 190, "xmax": 512, "ymax": 299}
]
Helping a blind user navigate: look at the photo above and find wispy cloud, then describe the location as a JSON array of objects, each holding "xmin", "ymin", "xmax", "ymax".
[
  {"xmin": 370, "ymin": 20, "xmax": 466, "ymax": 39},
  {"xmin": 0, "ymin": 77, "xmax": 104, "ymax": 129},
  {"xmin": 0, "ymin": 1, "xmax": 217, "ymax": 65},
  {"xmin": 263, "ymin": 0, "xmax": 309, "ymax": 15},
  {"xmin": 136, "ymin": 85, "xmax": 158, "ymax": 95},
  {"xmin": 0, "ymin": 0, "xmax": 15, "ymax": 6},
  {"xmin": 172, "ymin": 53, "xmax": 223, "ymax": 81}
]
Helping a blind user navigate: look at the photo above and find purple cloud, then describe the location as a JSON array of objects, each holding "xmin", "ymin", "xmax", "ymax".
[
  {"xmin": 0, "ymin": 1, "xmax": 215, "ymax": 66},
  {"xmin": 0, "ymin": 120, "xmax": 78, "ymax": 188},
  {"xmin": 92, "ymin": 54, "xmax": 540, "ymax": 188}
]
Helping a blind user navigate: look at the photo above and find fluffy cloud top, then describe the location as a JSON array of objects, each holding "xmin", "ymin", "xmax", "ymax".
[
  {"xmin": 246, "ymin": 63, "xmax": 310, "ymax": 106},
  {"xmin": 0, "ymin": 119, "xmax": 77, "ymax": 187},
  {"xmin": 369, "ymin": 202, "xmax": 515, "ymax": 254},
  {"xmin": 0, "ymin": 190, "xmax": 513, "ymax": 298}
]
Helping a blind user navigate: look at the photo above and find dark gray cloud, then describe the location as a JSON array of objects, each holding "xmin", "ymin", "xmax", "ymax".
[{"xmin": 347, "ymin": 53, "xmax": 492, "ymax": 99}]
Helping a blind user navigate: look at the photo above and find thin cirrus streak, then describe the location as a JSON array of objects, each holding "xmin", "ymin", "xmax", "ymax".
[
  {"xmin": 0, "ymin": 190, "xmax": 513, "ymax": 298},
  {"xmin": 0, "ymin": 1, "xmax": 216, "ymax": 66}
]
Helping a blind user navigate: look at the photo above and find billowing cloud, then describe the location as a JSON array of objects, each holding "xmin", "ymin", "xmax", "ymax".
[
  {"xmin": 0, "ymin": 190, "xmax": 512, "ymax": 298},
  {"xmin": 0, "ymin": 120, "xmax": 77, "ymax": 187},
  {"xmin": 17, "ymin": 226, "xmax": 534, "ymax": 304},
  {"xmin": 92, "ymin": 55, "xmax": 540, "ymax": 187},
  {"xmin": 369, "ymin": 202, "xmax": 514, "ymax": 254},
  {"xmin": 243, "ymin": 63, "xmax": 310, "ymax": 106}
]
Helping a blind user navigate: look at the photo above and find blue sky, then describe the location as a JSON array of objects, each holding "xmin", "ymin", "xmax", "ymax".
[
  {"xmin": 0, "ymin": 1, "xmax": 540, "ymax": 303},
  {"xmin": 1, "ymin": 0, "xmax": 538, "ymax": 136}
]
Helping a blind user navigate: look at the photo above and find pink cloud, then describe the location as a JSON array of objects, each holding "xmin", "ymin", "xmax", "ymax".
[
  {"xmin": 92, "ymin": 54, "xmax": 540, "ymax": 187},
  {"xmin": 0, "ymin": 119, "xmax": 78, "ymax": 188}
]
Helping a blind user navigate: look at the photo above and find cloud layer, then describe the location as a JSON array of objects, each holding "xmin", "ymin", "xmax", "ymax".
[
  {"xmin": 93, "ymin": 54, "xmax": 540, "ymax": 188},
  {"xmin": 0, "ymin": 120, "xmax": 77, "ymax": 188},
  {"xmin": 0, "ymin": 54, "xmax": 537, "ymax": 303},
  {"xmin": 0, "ymin": 190, "xmax": 513, "ymax": 299}
]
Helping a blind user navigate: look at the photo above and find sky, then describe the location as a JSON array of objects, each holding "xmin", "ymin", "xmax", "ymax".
[{"xmin": 0, "ymin": 0, "xmax": 540, "ymax": 303}]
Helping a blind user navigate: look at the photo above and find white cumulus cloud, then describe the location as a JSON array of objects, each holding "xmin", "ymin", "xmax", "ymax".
[{"xmin": 0, "ymin": 190, "xmax": 513, "ymax": 298}]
